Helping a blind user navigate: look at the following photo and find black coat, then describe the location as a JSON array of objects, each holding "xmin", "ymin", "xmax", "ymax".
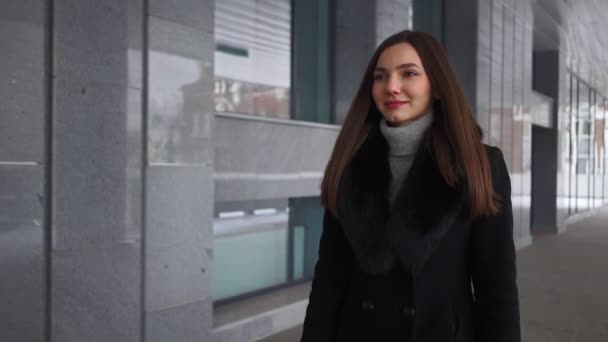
[{"xmin": 301, "ymin": 127, "xmax": 521, "ymax": 342}]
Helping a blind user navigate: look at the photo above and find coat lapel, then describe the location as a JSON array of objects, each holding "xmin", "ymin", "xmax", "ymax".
[{"xmin": 337, "ymin": 124, "xmax": 466, "ymax": 275}]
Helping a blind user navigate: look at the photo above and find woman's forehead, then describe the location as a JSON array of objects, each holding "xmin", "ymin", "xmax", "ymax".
[{"xmin": 376, "ymin": 43, "xmax": 423, "ymax": 69}]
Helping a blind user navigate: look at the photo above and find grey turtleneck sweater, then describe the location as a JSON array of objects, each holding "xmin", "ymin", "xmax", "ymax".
[{"xmin": 379, "ymin": 111, "xmax": 434, "ymax": 204}]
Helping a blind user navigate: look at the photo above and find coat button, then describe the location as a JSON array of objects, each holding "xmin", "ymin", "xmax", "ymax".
[
  {"xmin": 402, "ymin": 305, "xmax": 415, "ymax": 318},
  {"xmin": 361, "ymin": 300, "xmax": 375, "ymax": 311}
]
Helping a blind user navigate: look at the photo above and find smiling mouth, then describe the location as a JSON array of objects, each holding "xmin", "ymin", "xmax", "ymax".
[{"xmin": 385, "ymin": 101, "xmax": 409, "ymax": 109}]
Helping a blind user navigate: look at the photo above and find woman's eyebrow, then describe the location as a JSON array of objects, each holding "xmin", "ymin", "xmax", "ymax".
[{"xmin": 374, "ymin": 63, "xmax": 420, "ymax": 72}]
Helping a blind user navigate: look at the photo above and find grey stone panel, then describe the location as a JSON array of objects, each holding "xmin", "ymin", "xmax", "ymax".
[
  {"xmin": 0, "ymin": 166, "xmax": 44, "ymax": 342},
  {"xmin": 148, "ymin": 16, "xmax": 215, "ymax": 64},
  {"xmin": 146, "ymin": 298, "xmax": 213, "ymax": 342},
  {"xmin": 149, "ymin": 0, "xmax": 214, "ymax": 33},
  {"xmin": 53, "ymin": 80, "xmax": 131, "ymax": 249},
  {"xmin": 51, "ymin": 242, "xmax": 141, "ymax": 342},
  {"xmin": 0, "ymin": 1, "xmax": 46, "ymax": 162},
  {"xmin": 54, "ymin": 0, "xmax": 131, "ymax": 86},
  {"xmin": 145, "ymin": 165, "xmax": 213, "ymax": 337},
  {"xmin": 0, "ymin": 1, "xmax": 46, "ymax": 341},
  {"xmin": 214, "ymin": 316, "xmax": 273, "ymax": 342},
  {"xmin": 0, "ymin": 70, "xmax": 45, "ymax": 161},
  {"xmin": 214, "ymin": 115, "xmax": 339, "ymax": 202},
  {"xmin": 51, "ymin": 0, "xmax": 143, "ymax": 341}
]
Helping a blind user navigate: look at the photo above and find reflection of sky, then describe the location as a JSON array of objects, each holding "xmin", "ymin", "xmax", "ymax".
[{"xmin": 149, "ymin": 50, "xmax": 200, "ymax": 120}]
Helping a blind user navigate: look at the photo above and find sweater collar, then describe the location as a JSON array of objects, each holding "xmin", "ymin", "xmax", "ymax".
[{"xmin": 379, "ymin": 110, "xmax": 433, "ymax": 157}]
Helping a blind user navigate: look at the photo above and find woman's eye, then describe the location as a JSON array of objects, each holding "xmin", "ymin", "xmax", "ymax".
[
  {"xmin": 373, "ymin": 73, "xmax": 386, "ymax": 81},
  {"xmin": 403, "ymin": 71, "xmax": 417, "ymax": 77}
]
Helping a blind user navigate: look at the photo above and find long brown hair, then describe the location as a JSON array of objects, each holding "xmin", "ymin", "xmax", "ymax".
[{"xmin": 321, "ymin": 30, "xmax": 500, "ymax": 219}]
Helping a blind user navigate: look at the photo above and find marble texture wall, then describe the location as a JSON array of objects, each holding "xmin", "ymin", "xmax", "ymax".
[
  {"xmin": 51, "ymin": 0, "xmax": 143, "ymax": 341},
  {"xmin": 145, "ymin": 0, "xmax": 215, "ymax": 340},
  {"xmin": 0, "ymin": 165, "xmax": 44, "ymax": 342},
  {"xmin": 0, "ymin": 1, "xmax": 48, "ymax": 341},
  {"xmin": 2, "ymin": 0, "xmax": 216, "ymax": 340},
  {"xmin": 214, "ymin": 115, "xmax": 338, "ymax": 202}
]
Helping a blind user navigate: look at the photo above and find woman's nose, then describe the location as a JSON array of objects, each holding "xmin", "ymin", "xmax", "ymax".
[{"xmin": 385, "ymin": 76, "xmax": 401, "ymax": 94}]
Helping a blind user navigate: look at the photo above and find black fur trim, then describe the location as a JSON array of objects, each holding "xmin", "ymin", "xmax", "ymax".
[{"xmin": 337, "ymin": 125, "xmax": 466, "ymax": 275}]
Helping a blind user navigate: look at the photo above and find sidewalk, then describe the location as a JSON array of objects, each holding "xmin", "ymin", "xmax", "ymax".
[{"xmin": 518, "ymin": 205, "xmax": 608, "ymax": 341}]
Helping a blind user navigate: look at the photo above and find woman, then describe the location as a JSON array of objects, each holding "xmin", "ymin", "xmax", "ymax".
[{"xmin": 300, "ymin": 30, "xmax": 520, "ymax": 342}]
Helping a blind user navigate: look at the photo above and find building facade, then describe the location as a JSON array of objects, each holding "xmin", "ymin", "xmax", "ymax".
[{"xmin": 1, "ymin": 0, "xmax": 607, "ymax": 341}]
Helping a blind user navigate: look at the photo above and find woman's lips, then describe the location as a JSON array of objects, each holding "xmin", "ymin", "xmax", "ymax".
[{"xmin": 385, "ymin": 100, "xmax": 409, "ymax": 109}]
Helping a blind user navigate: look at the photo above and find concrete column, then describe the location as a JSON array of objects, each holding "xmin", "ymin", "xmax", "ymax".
[
  {"xmin": 145, "ymin": 0, "xmax": 215, "ymax": 340},
  {"xmin": 52, "ymin": 0, "xmax": 142, "ymax": 341}
]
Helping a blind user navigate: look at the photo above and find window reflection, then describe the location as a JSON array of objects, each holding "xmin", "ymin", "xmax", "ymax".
[
  {"xmin": 214, "ymin": 78, "xmax": 290, "ymax": 119},
  {"xmin": 214, "ymin": 0, "xmax": 291, "ymax": 119},
  {"xmin": 564, "ymin": 73, "xmax": 608, "ymax": 212}
]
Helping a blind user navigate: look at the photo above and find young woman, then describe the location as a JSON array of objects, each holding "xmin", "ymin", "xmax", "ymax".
[{"xmin": 300, "ymin": 30, "xmax": 521, "ymax": 342}]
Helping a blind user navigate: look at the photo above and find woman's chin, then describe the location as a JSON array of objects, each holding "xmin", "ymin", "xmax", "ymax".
[{"xmin": 385, "ymin": 113, "xmax": 412, "ymax": 126}]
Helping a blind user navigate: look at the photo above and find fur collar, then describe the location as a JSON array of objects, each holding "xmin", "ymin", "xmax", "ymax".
[{"xmin": 336, "ymin": 124, "xmax": 467, "ymax": 275}]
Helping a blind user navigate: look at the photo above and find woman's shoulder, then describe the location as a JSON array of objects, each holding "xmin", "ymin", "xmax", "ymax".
[
  {"xmin": 482, "ymin": 143, "xmax": 500, "ymax": 154},
  {"xmin": 481, "ymin": 144, "xmax": 510, "ymax": 190},
  {"xmin": 482, "ymin": 144, "xmax": 506, "ymax": 165}
]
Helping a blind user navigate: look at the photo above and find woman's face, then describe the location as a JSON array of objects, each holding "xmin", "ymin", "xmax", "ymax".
[{"xmin": 372, "ymin": 42, "xmax": 433, "ymax": 126}]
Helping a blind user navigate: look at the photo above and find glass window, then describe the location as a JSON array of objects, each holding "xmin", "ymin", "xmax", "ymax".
[
  {"xmin": 568, "ymin": 73, "xmax": 576, "ymax": 215},
  {"xmin": 576, "ymin": 81, "xmax": 590, "ymax": 211},
  {"xmin": 577, "ymin": 137, "xmax": 591, "ymax": 154},
  {"xmin": 212, "ymin": 197, "xmax": 321, "ymax": 302},
  {"xmin": 212, "ymin": 201, "xmax": 289, "ymax": 301},
  {"xmin": 292, "ymin": 0, "xmax": 331, "ymax": 123},
  {"xmin": 212, "ymin": 0, "xmax": 330, "ymax": 305},
  {"xmin": 592, "ymin": 93, "xmax": 604, "ymax": 207},
  {"xmin": 557, "ymin": 71, "xmax": 572, "ymax": 220},
  {"xmin": 576, "ymin": 158, "xmax": 588, "ymax": 174},
  {"xmin": 214, "ymin": 0, "xmax": 291, "ymax": 119},
  {"xmin": 576, "ymin": 121, "xmax": 592, "ymax": 135}
]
